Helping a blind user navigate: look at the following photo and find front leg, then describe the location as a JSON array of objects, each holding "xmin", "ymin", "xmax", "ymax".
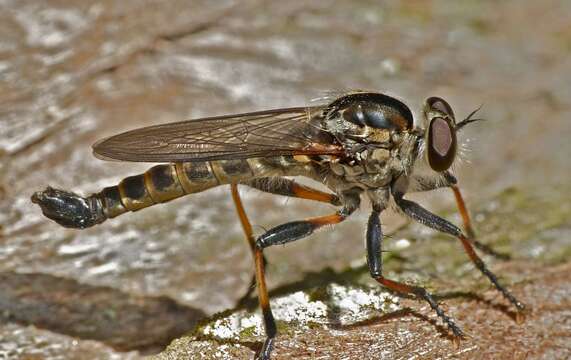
[
  {"xmin": 411, "ymin": 172, "xmax": 475, "ymax": 236},
  {"xmin": 411, "ymin": 172, "xmax": 509, "ymax": 259},
  {"xmin": 392, "ymin": 189, "xmax": 526, "ymax": 318},
  {"xmin": 366, "ymin": 196, "xmax": 464, "ymax": 341}
]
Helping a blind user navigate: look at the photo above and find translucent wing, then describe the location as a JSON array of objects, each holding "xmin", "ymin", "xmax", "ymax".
[{"xmin": 93, "ymin": 107, "xmax": 344, "ymax": 162}]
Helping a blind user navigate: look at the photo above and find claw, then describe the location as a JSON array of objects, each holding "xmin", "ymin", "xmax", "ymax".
[
  {"xmin": 256, "ymin": 337, "xmax": 274, "ymax": 360},
  {"xmin": 515, "ymin": 310, "xmax": 526, "ymax": 325}
]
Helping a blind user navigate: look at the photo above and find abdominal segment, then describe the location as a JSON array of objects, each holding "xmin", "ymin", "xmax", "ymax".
[{"xmin": 99, "ymin": 160, "xmax": 256, "ymax": 219}]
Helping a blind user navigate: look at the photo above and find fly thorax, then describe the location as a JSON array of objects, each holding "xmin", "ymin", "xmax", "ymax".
[
  {"xmin": 390, "ymin": 132, "xmax": 421, "ymax": 176},
  {"xmin": 363, "ymin": 148, "xmax": 391, "ymax": 173},
  {"xmin": 321, "ymin": 92, "xmax": 418, "ymax": 188},
  {"xmin": 328, "ymin": 147, "xmax": 396, "ymax": 188}
]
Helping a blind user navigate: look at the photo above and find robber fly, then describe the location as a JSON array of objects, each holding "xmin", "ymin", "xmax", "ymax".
[{"xmin": 32, "ymin": 92, "xmax": 525, "ymax": 359}]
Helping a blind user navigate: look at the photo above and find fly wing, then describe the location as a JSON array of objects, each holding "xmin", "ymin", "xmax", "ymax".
[{"xmin": 93, "ymin": 107, "xmax": 344, "ymax": 162}]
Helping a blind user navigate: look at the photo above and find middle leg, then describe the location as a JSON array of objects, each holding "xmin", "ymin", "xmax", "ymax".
[{"xmin": 365, "ymin": 195, "xmax": 464, "ymax": 340}]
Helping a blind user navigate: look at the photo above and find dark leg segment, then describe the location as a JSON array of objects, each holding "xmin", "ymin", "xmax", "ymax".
[
  {"xmin": 230, "ymin": 184, "xmax": 276, "ymax": 359},
  {"xmin": 366, "ymin": 206, "xmax": 464, "ymax": 338},
  {"xmin": 411, "ymin": 172, "xmax": 509, "ymax": 259},
  {"xmin": 393, "ymin": 192, "xmax": 525, "ymax": 314},
  {"xmin": 256, "ymin": 209, "xmax": 353, "ymax": 249}
]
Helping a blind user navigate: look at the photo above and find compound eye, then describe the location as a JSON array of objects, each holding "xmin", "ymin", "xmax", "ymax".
[
  {"xmin": 426, "ymin": 97, "xmax": 455, "ymax": 121},
  {"xmin": 426, "ymin": 116, "xmax": 457, "ymax": 171}
]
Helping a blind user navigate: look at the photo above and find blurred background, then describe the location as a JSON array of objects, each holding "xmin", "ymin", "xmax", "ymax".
[{"xmin": 0, "ymin": 1, "xmax": 570, "ymax": 359}]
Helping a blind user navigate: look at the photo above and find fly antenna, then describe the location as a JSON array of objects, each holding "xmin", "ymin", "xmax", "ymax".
[{"xmin": 456, "ymin": 104, "xmax": 486, "ymax": 131}]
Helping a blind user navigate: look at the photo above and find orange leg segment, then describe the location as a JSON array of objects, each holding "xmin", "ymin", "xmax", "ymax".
[{"xmin": 231, "ymin": 184, "xmax": 276, "ymax": 359}]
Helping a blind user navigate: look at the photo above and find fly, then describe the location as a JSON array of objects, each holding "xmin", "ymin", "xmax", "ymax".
[{"xmin": 31, "ymin": 91, "xmax": 525, "ymax": 360}]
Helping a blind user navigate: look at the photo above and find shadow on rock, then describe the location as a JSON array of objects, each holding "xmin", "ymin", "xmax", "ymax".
[{"xmin": 0, "ymin": 272, "xmax": 206, "ymax": 354}]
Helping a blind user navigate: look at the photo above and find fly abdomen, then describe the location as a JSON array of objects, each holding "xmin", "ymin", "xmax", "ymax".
[{"xmin": 32, "ymin": 159, "xmax": 259, "ymax": 229}]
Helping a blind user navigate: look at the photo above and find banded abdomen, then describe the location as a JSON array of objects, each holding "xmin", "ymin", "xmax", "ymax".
[{"xmin": 32, "ymin": 157, "xmax": 312, "ymax": 229}]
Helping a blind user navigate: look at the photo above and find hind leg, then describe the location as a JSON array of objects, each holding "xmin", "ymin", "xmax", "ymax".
[
  {"xmin": 231, "ymin": 179, "xmax": 340, "ymax": 306},
  {"xmin": 231, "ymin": 183, "xmax": 357, "ymax": 359}
]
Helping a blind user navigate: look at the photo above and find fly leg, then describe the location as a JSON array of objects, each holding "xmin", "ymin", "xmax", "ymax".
[
  {"xmin": 232, "ymin": 184, "xmax": 264, "ymax": 307},
  {"xmin": 232, "ymin": 179, "xmax": 340, "ymax": 306},
  {"xmin": 231, "ymin": 184, "xmax": 357, "ymax": 359},
  {"xmin": 366, "ymin": 204, "xmax": 465, "ymax": 342},
  {"xmin": 243, "ymin": 178, "xmax": 340, "ymax": 205},
  {"xmin": 411, "ymin": 172, "xmax": 509, "ymax": 259},
  {"xmin": 247, "ymin": 194, "xmax": 358, "ymax": 359},
  {"xmin": 230, "ymin": 184, "xmax": 275, "ymax": 359},
  {"xmin": 449, "ymin": 183, "xmax": 511, "ymax": 259},
  {"xmin": 392, "ymin": 189, "xmax": 526, "ymax": 322}
]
